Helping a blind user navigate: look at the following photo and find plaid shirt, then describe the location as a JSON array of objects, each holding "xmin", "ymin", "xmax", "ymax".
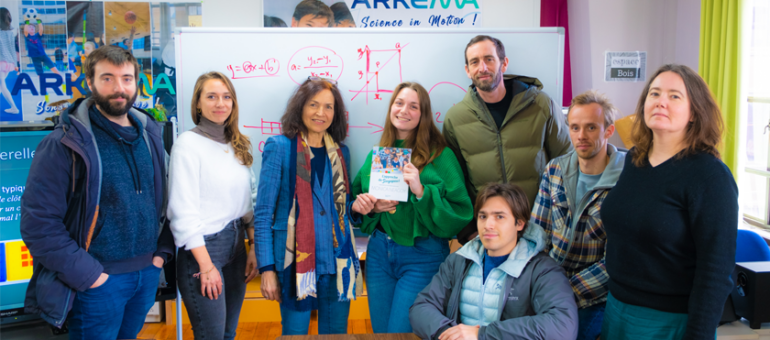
[{"xmin": 531, "ymin": 156, "xmax": 617, "ymax": 308}]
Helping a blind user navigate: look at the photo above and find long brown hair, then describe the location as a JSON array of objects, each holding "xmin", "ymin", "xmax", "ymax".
[
  {"xmin": 280, "ymin": 78, "xmax": 348, "ymax": 144},
  {"xmin": 630, "ymin": 64, "xmax": 723, "ymax": 167},
  {"xmin": 190, "ymin": 71, "xmax": 253, "ymax": 166},
  {"xmin": 379, "ymin": 82, "xmax": 445, "ymax": 170}
]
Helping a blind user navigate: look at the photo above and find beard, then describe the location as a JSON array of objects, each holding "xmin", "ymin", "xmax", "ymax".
[
  {"xmin": 91, "ymin": 86, "xmax": 138, "ymax": 117},
  {"xmin": 473, "ymin": 67, "xmax": 504, "ymax": 92}
]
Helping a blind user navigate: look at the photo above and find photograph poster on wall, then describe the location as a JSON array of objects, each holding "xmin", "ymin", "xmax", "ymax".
[{"xmin": 0, "ymin": 1, "xmax": 202, "ymax": 123}]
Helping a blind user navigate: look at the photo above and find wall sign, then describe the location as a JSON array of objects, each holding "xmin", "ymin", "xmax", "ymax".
[{"xmin": 605, "ymin": 51, "xmax": 646, "ymax": 82}]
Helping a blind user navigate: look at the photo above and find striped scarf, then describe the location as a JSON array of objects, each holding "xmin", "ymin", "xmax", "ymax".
[{"xmin": 284, "ymin": 133, "xmax": 362, "ymax": 304}]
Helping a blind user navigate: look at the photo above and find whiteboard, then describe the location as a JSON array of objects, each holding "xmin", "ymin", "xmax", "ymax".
[{"xmin": 175, "ymin": 27, "xmax": 565, "ymax": 181}]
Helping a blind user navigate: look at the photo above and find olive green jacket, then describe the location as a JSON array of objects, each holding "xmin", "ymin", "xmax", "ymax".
[{"xmin": 442, "ymin": 74, "xmax": 573, "ymax": 206}]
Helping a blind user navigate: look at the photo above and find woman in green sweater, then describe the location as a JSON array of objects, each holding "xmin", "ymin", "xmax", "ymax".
[{"xmin": 351, "ymin": 82, "xmax": 473, "ymax": 333}]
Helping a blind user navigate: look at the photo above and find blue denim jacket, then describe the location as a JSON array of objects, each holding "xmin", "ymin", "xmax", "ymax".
[{"xmin": 254, "ymin": 135, "xmax": 357, "ymax": 273}]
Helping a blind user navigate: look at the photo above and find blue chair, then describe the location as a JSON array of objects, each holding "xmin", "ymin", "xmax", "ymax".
[
  {"xmin": 722, "ymin": 229, "xmax": 770, "ymax": 324},
  {"xmin": 736, "ymin": 229, "xmax": 770, "ymax": 262}
]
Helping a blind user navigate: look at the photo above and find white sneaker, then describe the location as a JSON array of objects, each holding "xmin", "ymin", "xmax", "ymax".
[{"xmin": 4, "ymin": 107, "xmax": 19, "ymax": 114}]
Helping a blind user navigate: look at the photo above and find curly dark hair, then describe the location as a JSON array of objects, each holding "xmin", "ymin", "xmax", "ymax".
[{"xmin": 280, "ymin": 78, "xmax": 347, "ymax": 144}]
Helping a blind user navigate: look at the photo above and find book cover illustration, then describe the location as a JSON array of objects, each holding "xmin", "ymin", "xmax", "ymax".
[{"xmin": 369, "ymin": 146, "xmax": 412, "ymax": 202}]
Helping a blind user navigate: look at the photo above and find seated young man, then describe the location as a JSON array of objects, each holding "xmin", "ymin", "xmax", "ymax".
[{"xmin": 409, "ymin": 183, "xmax": 578, "ymax": 340}]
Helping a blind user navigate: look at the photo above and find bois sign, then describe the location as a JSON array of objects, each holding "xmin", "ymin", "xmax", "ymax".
[{"xmin": 604, "ymin": 51, "xmax": 647, "ymax": 82}]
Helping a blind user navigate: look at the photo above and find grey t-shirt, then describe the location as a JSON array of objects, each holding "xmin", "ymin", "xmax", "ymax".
[{"xmin": 576, "ymin": 169, "xmax": 602, "ymax": 202}]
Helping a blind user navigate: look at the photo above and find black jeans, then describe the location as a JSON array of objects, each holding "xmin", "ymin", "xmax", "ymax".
[{"xmin": 177, "ymin": 219, "xmax": 247, "ymax": 340}]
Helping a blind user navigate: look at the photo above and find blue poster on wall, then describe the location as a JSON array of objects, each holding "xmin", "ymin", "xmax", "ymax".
[
  {"xmin": 0, "ymin": 130, "xmax": 51, "ymax": 320},
  {"xmin": 0, "ymin": 1, "xmax": 202, "ymax": 124}
]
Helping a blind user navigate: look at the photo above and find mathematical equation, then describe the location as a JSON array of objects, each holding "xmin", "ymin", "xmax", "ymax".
[
  {"xmin": 290, "ymin": 56, "xmax": 337, "ymax": 79},
  {"xmin": 226, "ymin": 59, "xmax": 280, "ymax": 79},
  {"xmin": 225, "ymin": 43, "xmax": 468, "ymax": 140},
  {"xmin": 287, "ymin": 46, "xmax": 344, "ymax": 85}
]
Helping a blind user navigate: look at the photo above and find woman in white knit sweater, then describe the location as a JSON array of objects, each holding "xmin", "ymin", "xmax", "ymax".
[{"xmin": 167, "ymin": 71, "xmax": 258, "ymax": 340}]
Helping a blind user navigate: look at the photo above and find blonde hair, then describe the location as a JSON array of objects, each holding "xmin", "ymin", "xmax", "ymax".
[
  {"xmin": 190, "ymin": 71, "xmax": 253, "ymax": 167},
  {"xmin": 567, "ymin": 90, "xmax": 617, "ymax": 129}
]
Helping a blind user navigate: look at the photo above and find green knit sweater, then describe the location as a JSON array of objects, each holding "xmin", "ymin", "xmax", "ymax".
[{"xmin": 351, "ymin": 140, "xmax": 474, "ymax": 246}]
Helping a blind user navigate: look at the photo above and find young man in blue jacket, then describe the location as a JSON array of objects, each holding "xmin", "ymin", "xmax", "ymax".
[
  {"xmin": 20, "ymin": 45, "xmax": 174, "ymax": 340},
  {"xmin": 409, "ymin": 183, "xmax": 577, "ymax": 340},
  {"xmin": 530, "ymin": 90, "xmax": 625, "ymax": 340}
]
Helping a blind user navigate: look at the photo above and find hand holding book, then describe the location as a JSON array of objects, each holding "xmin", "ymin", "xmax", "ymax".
[{"xmin": 402, "ymin": 162, "xmax": 424, "ymax": 199}]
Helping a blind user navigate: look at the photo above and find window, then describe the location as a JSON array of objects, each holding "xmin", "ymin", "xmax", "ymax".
[{"xmin": 740, "ymin": 0, "xmax": 770, "ymax": 230}]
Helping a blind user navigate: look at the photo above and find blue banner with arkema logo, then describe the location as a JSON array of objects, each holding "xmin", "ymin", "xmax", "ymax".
[
  {"xmin": 263, "ymin": 0, "xmax": 482, "ymax": 29},
  {"xmin": 0, "ymin": 1, "xmax": 202, "ymax": 123}
]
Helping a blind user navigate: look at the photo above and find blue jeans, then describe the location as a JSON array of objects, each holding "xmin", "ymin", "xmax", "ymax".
[
  {"xmin": 577, "ymin": 302, "xmax": 605, "ymax": 340},
  {"xmin": 366, "ymin": 229, "xmax": 449, "ymax": 333},
  {"xmin": 177, "ymin": 220, "xmax": 248, "ymax": 340},
  {"xmin": 279, "ymin": 274, "xmax": 350, "ymax": 335},
  {"xmin": 68, "ymin": 264, "xmax": 162, "ymax": 340}
]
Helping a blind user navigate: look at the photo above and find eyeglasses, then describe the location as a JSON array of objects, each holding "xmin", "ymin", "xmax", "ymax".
[{"xmin": 307, "ymin": 76, "xmax": 337, "ymax": 87}]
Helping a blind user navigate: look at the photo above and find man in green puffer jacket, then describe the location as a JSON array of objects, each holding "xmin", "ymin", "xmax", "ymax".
[{"xmin": 443, "ymin": 35, "xmax": 572, "ymax": 243}]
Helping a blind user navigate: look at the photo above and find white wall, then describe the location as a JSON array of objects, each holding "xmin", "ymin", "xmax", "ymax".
[
  {"xmin": 202, "ymin": 0, "xmax": 540, "ymax": 28},
  {"xmin": 203, "ymin": 0, "xmax": 263, "ymax": 27},
  {"xmin": 675, "ymin": 0, "xmax": 701, "ymax": 70},
  {"xmin": 483, "ymin": 0, "xmax": 540, "ymax": 28},
  {"xmin": 568, "ymin": 0, "xmax": 701, "ymax": 146}
]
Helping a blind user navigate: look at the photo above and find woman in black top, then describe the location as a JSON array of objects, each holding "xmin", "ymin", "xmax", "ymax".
[{"xmin": 600, "ymin": 64, "xmax": 738, "ymax": 340}]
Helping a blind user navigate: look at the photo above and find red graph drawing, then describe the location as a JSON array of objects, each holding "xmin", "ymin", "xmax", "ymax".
[
  {"xmin": 348, "ymin": 122, "xmax": 384, "ymax": 134},
  {"xmin": 427, "ymin": 81, "xmax": 467, "ymax": 124},
  {"xmin": 350, "ymin": 43, "xmax": 410, "ymax": 104},
  {"xmin": 243, "ymin": 119, "xmax": 282, "ymax": 135}
]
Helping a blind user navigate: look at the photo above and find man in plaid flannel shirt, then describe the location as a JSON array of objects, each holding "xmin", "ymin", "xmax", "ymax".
[{"xmin": 530, "ymin": 90, "xmax": 626, "ymax": 340}]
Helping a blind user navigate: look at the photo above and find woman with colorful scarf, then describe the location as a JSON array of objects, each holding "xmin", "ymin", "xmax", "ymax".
[
  {"xmin": 254, "ymin": 77, "xmax": 370, "ymax": 335},
  {"xmin": 351, "ymin": 82, "xmax": 474, "ymax": 333}
]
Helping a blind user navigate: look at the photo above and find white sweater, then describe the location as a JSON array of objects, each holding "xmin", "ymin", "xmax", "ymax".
[{"xmin": 167, "ymin": 131, "xmax": 254, "ymax": 250}]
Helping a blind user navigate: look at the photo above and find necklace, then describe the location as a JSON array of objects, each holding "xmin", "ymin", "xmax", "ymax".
[{"xmin": 201, "ymin": 131, "xmax": 229, "ymax": 153}]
